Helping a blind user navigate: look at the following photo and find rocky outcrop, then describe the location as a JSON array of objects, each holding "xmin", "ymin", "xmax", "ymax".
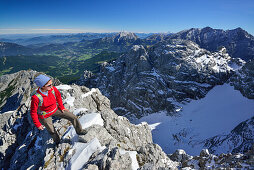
[
  {"xmin": 0, "ymin": 70, "xmax": 179, "ymax": 169},
  {"xmin": 79, "ymin": 39, "xmax": 244, "ymax": 120},
  {"xmin": 169, "ymin": 148, "xmax": 254, "ymax": 169},
  {"xmin": 167, "ymin": 27, "xmax": 254, "ymax": 61}
]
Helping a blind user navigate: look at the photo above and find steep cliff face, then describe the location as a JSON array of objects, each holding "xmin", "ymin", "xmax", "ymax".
[
  {"xmin": 79, "ymin": 39, "xmax": 244, "ymax": 120},
  {"xmin": 0, "ymin": 70, "xmax": 178, "ymax": 169},
  {"xmin": 167, "ymin": 27, "xmax": 254, "ymax": 61},
  {"xmin": 229, "ymin": 59, "xmax": 254, "ymax": 99}
]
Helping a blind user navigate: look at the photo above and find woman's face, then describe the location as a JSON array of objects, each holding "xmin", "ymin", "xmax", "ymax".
[{"xmin": 41, "ymin": 80, "xmax": 53, "ymax": 91}]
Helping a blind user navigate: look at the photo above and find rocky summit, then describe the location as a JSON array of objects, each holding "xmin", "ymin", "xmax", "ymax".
[
  {"xmin": 1, "ymin": 70, "xmax": 253, "ymax": 169},
  {"xmin": 0, "ymin": 70, "xmax": 178, "ymax": 169}
]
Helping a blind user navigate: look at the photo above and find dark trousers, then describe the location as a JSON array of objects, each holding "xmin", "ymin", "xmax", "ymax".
[{"xmin": 39, "ymin": 109, "xmax": 83, "ymax": 144}]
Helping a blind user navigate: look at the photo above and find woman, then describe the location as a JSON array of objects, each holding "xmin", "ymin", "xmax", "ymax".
[{"xmin": 30, "ymin": 74, "xmax": 86, "ymax": 144}]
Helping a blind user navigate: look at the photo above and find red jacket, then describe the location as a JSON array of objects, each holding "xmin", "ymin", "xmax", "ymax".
[{"xmin": 30, "ymin": 86, "xmax": 65, "ymax": 128}]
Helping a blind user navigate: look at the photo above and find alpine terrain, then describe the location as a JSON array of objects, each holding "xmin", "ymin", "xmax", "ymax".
[
  {"xmin": 78, "ymin": 27, "xmax": 254, "ymax": 166},
  {"xmin": 0, "ymin": 27, "xmax": 253, "ymax": 169}
]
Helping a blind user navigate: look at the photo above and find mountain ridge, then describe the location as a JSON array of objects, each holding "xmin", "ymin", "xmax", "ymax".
[{"xmin": 166, "ymin": 27, "xmax": 254, "ymax": 61}]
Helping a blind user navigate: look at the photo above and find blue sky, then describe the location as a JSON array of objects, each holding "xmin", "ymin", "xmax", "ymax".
[{"xmin": 0, "ymin": 0, "xmax": 254, "ymax": 35}]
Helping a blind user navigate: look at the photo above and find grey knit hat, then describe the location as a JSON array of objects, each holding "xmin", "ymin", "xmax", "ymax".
[{"xmin": 34, "ymin": 74, "xmax": 51, "ymax": 87}]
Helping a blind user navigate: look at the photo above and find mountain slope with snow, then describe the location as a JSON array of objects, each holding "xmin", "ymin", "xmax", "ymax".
[{"xmin": 135, "ymin": 83, "xmax": 254, "ymax": 155}]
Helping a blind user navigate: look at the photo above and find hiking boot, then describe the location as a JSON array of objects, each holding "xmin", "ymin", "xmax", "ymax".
[{"xmin": 76, "ymin": 129, "xmax": 88, "ymax": 135}]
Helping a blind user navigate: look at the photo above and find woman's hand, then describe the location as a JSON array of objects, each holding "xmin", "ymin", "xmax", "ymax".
[
  {"xmin": 38, "ymin": 125, "xmax": 44, "ymax": 130},
  {"xmin": 61, "ymin": 108, "xmax": 69, "ymax": 113}
]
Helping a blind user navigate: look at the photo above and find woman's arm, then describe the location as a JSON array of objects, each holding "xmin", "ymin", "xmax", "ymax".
[
  {"xmin": 30, "ymin": 95, "xmax": 42, "ymax": 128},
  {"xmin": 53, "ymin": 86, "xmax": 65, "ymax": 111}
]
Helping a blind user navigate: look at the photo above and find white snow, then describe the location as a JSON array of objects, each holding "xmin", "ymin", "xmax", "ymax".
[
  {"xmin": 79, "ymin": 113, "xmax": 104, "ymax": 129},
  {"xmin": 229, "ymin": 62, "xmax": 242, "ymax": 70},
  {"xmin": 18, "ymin": 144, "xmax": 26, "ymax": 150},
  {"xmin": 119, "ymin": 149, "xmax": 139, "ymax": 170},
  {"xmin": 135, "ymin": 83, "xmax": 254, "ymax": 155},
  {"xmin": 13, "ymin": 123, "xmax": 22, "ymax": 130},
  {"xmin": 56, "ymin": 85, "xmax": 72, "ymax": 90},
  {"xmin": 2, "ymin": 110, "xmax": 15, "ymax": 114},
  {"xmin": 173, "ymin": 80, "xmax": 211, "ymax": 87},
  {"xmin": 73, "ymin": 108, "xmax": 88, "ymax": 115},
  {"xmin": 63, "ymin": 113, "xmax": 104, "ymax": 141},
  {"xmin": 148, "ymin": 122, "xmax": 161, "ymax": 130},
  {"xmin": 114, "ymin": 107, "xmax": 128, "ymax": 112},
  {"xmin": 106, "ymin": 66, "xmax": 116, "ymax": 72},
  {"xmin": 67, "ymin": 138, "xmax": 106, "ymax": 170},
  {"xmin": 158, "ymin": 90, "xmax": 164, "ymax": 95},
  {"xmin": 196, "ymin": 54, "xmax": 210, "ymax": 64},
  {"xmin": 128, "ymin": 100, "xmax": 142, "ymax": 112},
  {"xmin": 63, "ymin": 93, "xmax": 75, "ymax": 107},
  {"xmin": 133, "ymin": 45, "xmax": 141, "ymax": 51},
  {"xmin": 81, "ymin": 88, "xmax": 97, "ymax": 98}
]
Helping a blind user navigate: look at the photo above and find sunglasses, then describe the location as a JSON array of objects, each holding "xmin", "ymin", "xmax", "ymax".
[{"xmin": 45, "ymin": 84, "xmax": 52, "ymax": 87}]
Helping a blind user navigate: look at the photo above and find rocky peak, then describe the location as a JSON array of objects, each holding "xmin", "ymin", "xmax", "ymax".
[
  {"xmin": 101, "ymin": 31, "xmax": 138, "ymax": 44},
  {"xmin": 114, "ymin": 31, "xmax": 138, "ymax": 41}
]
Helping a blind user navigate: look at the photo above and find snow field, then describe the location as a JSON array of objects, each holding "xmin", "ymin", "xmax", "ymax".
[{"xmin": 136, "ymin": 83, "xmax": 254, "ymax": 155}]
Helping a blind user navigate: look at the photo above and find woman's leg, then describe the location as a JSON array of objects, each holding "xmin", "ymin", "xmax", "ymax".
[
  {"xmin": 39, "ymin": 116, "xmax": 60, "ymax": 144},
  {"xmin": 53, "ymin": 109, "xmax": 85, "ymax": 135}
]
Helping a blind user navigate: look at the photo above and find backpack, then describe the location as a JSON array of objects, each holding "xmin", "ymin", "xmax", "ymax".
[{"xmin": 31, "ymin": 87, "xmax": 57, "ymax": 117}]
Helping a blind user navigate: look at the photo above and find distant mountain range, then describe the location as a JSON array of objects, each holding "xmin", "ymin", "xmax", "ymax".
[
  {"xmin": 0, "ymin": 32, "xmax": 157, "ymax": 57},
  {"xmin": 0, "ymin": 33, "xmax": 114, "ymax": 46},
  {"xmin": 0, "ymin": 27, "xmax": 253, "ymax": 83},
  {"xmin": 0, "ymin": 32, "xmax": 153, "ymax": 47}
]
